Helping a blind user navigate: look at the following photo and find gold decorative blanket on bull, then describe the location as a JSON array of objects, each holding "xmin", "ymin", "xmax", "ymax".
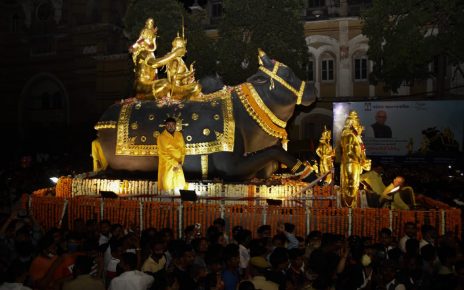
[{"xmin": 95, "ymin": 88, "xmax": 235, "ymax": 156}]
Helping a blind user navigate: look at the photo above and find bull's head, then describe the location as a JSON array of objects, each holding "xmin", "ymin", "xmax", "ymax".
[{"xmin": 250, "ymin": 49, "xmax": 316, "ymax": 106}]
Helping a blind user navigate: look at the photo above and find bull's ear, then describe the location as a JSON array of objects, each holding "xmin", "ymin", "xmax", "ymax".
[{"xmin": 258, "ymin": 48, "xmax": 273, "ymax": 68}]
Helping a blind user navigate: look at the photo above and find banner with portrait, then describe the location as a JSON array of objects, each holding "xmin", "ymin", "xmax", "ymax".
[{"xmin": 333, "ymin": 101, "xmax": 464, "ymax": 157}]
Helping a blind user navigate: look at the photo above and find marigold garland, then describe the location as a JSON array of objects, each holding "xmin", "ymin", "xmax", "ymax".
[{"xmin": 56, "ymin": 176, "xmax": 73, "ymax": 198}]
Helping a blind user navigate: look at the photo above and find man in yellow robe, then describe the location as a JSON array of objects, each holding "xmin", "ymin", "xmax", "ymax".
[
  {"xmin": 157, "ymin": 118, "xmax": 186, "ymax": 193},
  {"xmin": 91, "ymin": 136, "xmax": 108, "ymax": 172}
]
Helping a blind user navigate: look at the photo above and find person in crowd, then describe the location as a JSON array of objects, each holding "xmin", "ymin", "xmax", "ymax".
[
  {"xmin": 256, "ymin": 225, "xmax": 271, "ymax": 239},
  {"xmin": 419, "ymin": 244, "xmax": 438, "ymax": 289},
  {"xmin": 378, "ymin": 260, "xmax": 406, "ymax": 290},
  {"xmin": 98, "ymin": 219, "xmax": 111, "ymax": 247},
  {"xmin": 161, "ymin": 227, "xmax": 175, "ymax": 268},
  {"xmin": 249, "ymin": 238, "xmax": 271, "ymax": 270},
  {"xmin": 404, "ymin": 238, "xmax": 420, "ymax": 259},
  {"xmin": 373, "ymin": 228, "xmax": 395, "ymax": 260},
  {"xmin": 276, "ymin": 222, "xmax": 298, "ymax": 250},
  {"xmin": 248, "ymin": 256, "xmax": 278, "ymax": 290},
  {"xmin": 340, "ymin": 245, "xmax": 377, "ymax": 290},
  {"xmin": 213, "ymin": 218, "xmax": 229, "ymax": 243},
  {"xmin": 234, "ymin": 228, "xmax": 252, "ymax": 276},
  {"xmin": 51, "ymin": 233, "xmax": 86, "ymax": 284},
  {"xmin": 265, "ymin": 247, "xmax": 291, "ymax": 290},
  {"xmin": 182, "ymin": 225, "xmax": 196, "ymax": 245},
  {"xmin": 222, "ymin": 244, "xmax": 241, "ymax": 290},
  {"xmin": 85, "ymin": 219, "xmax": 99, "ymax": 242},
  {"xmin": 106, "ymin": 239, "xmax": 123, "ymax": 285},
  {"xmin": 398, "ymin": 222, "xmax": 417, "ymax": 253},
  {"xmin": 203, "ymin": 245, "xmax": 224, "ymax": 290},
  {"xmin": 172, "ymin": 243, "xmax": 197, "ymax": 290},
  {"xmin": 28, "ymin": 234, "xmax": 58, "ymax": 289},
  {"xmin": 192, "ymin": 237, "xmax": 208, "ymax": 269},
  {"xmin": 309, "ymin": 233, "xmax": 349, "ymax": 290},
  {"xmin": 419, "ymin": 224, "xmax": 436, "ymax": 249},
  {"xmin": 109, "ymin": 252, "xmax": 154, "ymax": 290},
  {"xmin": 304, "ymin": 230, "xmax": 322, "ymax": 260},
  {"xmin": 272, "ymin": 233, "xmax": 287, "ymax": 249},
  {"xmin": 209, "ymin": 231, "xmax": 228, "ymax": 248},
  {"xmin": 432, "ymin": 245, "xmax": 459, "ymax": 289},
  {"xmin": 286, "ymin": 248, "xmax": 306, "ymax": 289},
  {"xmin": 141, "ymin": 236, "xmax": 166, "ymax": 274},
  {"xmin": 63, "ymin": 255, "xmax": 105, "ymax": 290}
]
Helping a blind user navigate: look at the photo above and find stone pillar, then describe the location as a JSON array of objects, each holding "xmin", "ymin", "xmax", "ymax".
[{"xmin": 338, "ymin": 20, "xmax": 352, "ymax": 97}]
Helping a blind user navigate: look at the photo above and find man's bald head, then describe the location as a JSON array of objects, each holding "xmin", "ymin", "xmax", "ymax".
[{"xmin": 375, "ymin": 110, "xmax": 387, "ymax": 125}]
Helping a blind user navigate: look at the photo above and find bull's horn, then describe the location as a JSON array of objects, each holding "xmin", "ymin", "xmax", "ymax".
[{"xmin": 258, "ymin": 48, "xmax": 273, "ymax": 67}]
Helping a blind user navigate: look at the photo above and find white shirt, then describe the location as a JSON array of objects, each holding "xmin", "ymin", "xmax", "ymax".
[
  {"xmin": 419, "ymin": 239, "xmax": 433, "ymax": 249},
  {"xmin": 239, "ymin": 244, "xmax": 250, "ymax": 269},
  {"xmin": 107, "ymin": 257, "xmax": 120, "ymax": 273},
  {"xmin": 399, "ymin": 235, "xmax": 410, "ymax": 253},
  {"xmin": 109, "ymin": 270, "xmax": 154, "ymax": 290},
  {"xmin": 99, "ymin": 234, "xmax": 110, "ymax": 246}
]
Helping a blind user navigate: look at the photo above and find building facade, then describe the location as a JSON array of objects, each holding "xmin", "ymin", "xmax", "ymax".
[{"xmin": 0, "ymin": 0, "xmax": 461, "ymax": 163}]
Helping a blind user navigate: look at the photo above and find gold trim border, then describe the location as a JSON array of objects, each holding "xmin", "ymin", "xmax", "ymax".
[
  {"xmin": 235, "ymin": 84, "xmax": 288, "ymax": 140},
  {"xmin": 201, "ymin": 155, "xmax": 208, "ymax": 180},
  {"xmin": 94, "ymin": 121, "xmax": 117, "ymax": 130},
  {"xmin": 115, "ymin": 89, "xmax": 235, "ymax": 156}
]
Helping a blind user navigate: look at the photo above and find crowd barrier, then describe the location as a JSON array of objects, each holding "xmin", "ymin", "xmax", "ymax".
[{"xmin": 22, "ymin": 194, "xmax": 461, "ymax": 241}]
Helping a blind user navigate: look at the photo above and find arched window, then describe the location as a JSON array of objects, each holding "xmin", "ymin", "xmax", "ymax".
[
  {"xmin": 320, "ymin": 53, "xmax": 335, "ymax": 82},
  {"xmin": 353, "ymin": 52, "xmax": 369, "ymax": 81}
]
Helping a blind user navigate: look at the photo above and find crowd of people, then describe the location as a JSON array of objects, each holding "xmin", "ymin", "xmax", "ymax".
[{"xmin": 0, "ymin": 209, "xmax": 463, "ymax": 290}]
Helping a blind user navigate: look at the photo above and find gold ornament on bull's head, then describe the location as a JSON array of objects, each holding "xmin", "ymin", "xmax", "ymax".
[
  {"xmin": 339, "ymin": 111, "xmax": 371, "ymax": 208},
  {"xmin": 316, "ymin": 126, "xmax": 335, "ymax": 184}
]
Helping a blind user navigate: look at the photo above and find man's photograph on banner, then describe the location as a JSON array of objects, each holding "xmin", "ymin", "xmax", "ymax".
[{"xmin": 333, "ymin": 101, "xmax": 464, "ymax": 156}]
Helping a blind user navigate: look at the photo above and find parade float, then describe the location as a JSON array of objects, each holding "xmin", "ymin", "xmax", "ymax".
[{"xmin": 25, "ymin": 19, "xmax": 461, "ymax": 240}]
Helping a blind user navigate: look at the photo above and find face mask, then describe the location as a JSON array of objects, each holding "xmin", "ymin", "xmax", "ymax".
[{"xmin": 361, "ymin": 254, "xmax": 372, "ymax": 267}]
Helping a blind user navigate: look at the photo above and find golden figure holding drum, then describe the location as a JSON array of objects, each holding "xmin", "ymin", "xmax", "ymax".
[{"xmin": 340, "ymin": 111, "xmax": 371, "ymax": 207}]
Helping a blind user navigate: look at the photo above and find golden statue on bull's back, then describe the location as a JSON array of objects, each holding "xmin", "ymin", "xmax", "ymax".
[
  {"xmin": 340, "ymin": 111, "xmax": 371, "ymax": 208},
  {"xmin": 129, "ymin": 18, "xmax": 202, "ymax": 103}
]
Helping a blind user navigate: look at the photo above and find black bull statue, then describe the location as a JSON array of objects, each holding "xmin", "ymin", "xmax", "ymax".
[{"xmin": 95, "ymin": 51, "xmax": 317, "ymax": 181}]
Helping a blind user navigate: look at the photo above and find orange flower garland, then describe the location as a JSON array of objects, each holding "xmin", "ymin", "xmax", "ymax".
[
  {"xmin": 56, "ymin": 176, "xmax": 73, "ymax": 198},
  {"xmin": 32, "ymin": 187, "xmax": 54, "ymax": 197}
]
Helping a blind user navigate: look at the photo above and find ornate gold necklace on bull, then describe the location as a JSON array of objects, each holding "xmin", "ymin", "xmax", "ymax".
[{"xmin": 235, "ymin": 59, "xmax": 306, "ymax": 145}]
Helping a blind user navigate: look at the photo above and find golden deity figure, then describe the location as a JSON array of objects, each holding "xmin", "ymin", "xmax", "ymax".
[
  {"xmin": 145, "ymin": 31, "xmax": 201, "ymax": 102},
  {"xmin": 316, "ymin": 126, "xmax": 335, "ymax": 184},
  {"xmin": 129, "ymin": 18, "xmax": 159, "ymax": 99},
  {"xmin": 340, "ymin": 111, "xmax": 371, "ymax": 208}
]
